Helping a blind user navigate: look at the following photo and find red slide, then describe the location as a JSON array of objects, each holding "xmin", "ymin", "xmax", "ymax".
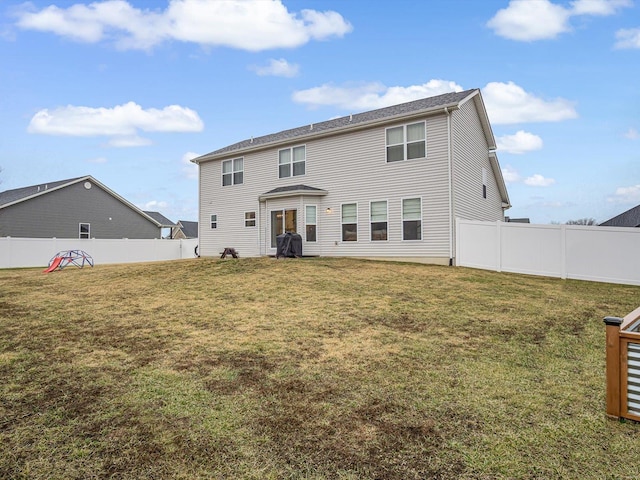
[{"xmin": 43, "ymin": 256, "xmax": 63, "ymax": 273}]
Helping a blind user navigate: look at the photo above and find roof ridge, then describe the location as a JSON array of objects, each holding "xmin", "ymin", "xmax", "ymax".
[{"xmin": 196, "ymin": 89, "xmax": 478, "ymax": 161}]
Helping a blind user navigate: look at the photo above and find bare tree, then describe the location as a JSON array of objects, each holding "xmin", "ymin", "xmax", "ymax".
[{"xmin": 565, "ymin": 218, "xmax": 597, "ymax": 225}]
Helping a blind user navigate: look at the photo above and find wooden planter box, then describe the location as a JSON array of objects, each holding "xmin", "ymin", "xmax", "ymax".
[{"xmin": 604, "ymin": 306, "xmax": 640, "ymax": 422}]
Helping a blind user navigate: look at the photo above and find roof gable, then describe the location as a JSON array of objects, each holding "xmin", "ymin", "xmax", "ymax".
[
  {"xmin": 194, "ymin": 89, "xmax": 480, "ymax": 162},
  {"xmin": 0, "ymin": 176, "xmax": 165, "ymax": 227},
  {"xmin": 0, "ymin": 177, "xmax": 84, "ymax": 207},
  {"xmin": 600, "ymin": 205, "xmax": 640, "ymax": 227}
]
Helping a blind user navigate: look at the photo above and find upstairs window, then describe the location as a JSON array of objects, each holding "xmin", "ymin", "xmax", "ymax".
[
  {"xmin": 279, "ymin": 145, "xmax": 306, "ymax": 178},
  {"xmin": 386, "ymin": 121, "xmax": 426, "ymax": 162},
  {"xmin": 482, "ymin": 167, "xmax": 487, "ymax": 199},
  {"xmin": 370, "ymin": 201, "xmax": 388, "ymax": 241},
  {"xmin": 402, "ymin": 198, "xmax": 422, "ymax": 241},
  {"xmin": 341, "ymin": 203, "xmax": 357, "ymax": 242},
  {"xmin": 222, "ymin": 158, "xmax": 243, "ymax": 186}
]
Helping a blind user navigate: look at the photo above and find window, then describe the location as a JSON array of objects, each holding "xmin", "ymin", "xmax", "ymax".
[
  {"xmin": 370, "ymin": 201, "xmax": 388, "ymax": 241},
  {"xmin": 341, "ymin": 203, "xmax": 357, "ymax": 242},
  {"xmin": 210, "ymin": 214, "xmax": 217, "ymax": 229},
  {"xmin": 482, "ymin": 167, "xmax": 487, "ymax": 199},
  {"xmin": 402, "ymin": 198, "xmax": 422, "ymax": 241},
  {"xmin": 245, "ymin": 211, "xmax": 256, "ymax": 227},
  {"xmin": 270, "ymin": 209, "xmax": 297, "ymax": 247},
  {"xmin": 222, "ymin": 158, "xmax": 243, "ymax": 186},
  {"xmin": 305, "ymin": 205, "xmax": 317, "ymax": 242},
  {"xmin": 386, "ymin": 121, "xmax": 426, "ymax": 162},
  {"xmin": 279, "ymin": 145, "xmax": 306, "ymax": 178},
  {"xmin": 79, "ymin": 223, "xmax": 90, "ymax": 239}
]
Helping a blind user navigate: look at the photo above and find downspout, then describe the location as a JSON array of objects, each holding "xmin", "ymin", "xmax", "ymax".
[{"xmin": 445, "ymin": 106, "xmax": 454, "ymax": 266}]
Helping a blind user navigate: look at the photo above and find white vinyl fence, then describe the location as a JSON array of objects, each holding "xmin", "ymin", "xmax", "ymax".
[
  {"xmin": 0, "ymin": 237, "xmax": 199, "ymax": 269},
  {"xmin": 456, "ymin": 219, "xmax": 640, "ymax": 286}
]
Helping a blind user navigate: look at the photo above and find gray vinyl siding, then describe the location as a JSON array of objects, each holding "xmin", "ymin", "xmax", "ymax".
[
  {"xmin": 451, "ymin": 100, "xmax": 504, "ymax": 222},
  {"xmin": 0, "ymin": 181, "xmax": 160, "ymax": 239},
  {"xmin": 199, "ymin": 114, "xmax": 453, "ymax": 259}
]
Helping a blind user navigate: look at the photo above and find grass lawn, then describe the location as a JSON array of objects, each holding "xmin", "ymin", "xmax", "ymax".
[{"xmin": 1, "ymin": 257, "xmax": 639, "ymax": 479}]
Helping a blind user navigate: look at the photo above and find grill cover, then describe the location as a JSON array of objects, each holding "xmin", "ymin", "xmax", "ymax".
[{"xmin": 276, "ymin": 232, "xmax": 302, "ymax": 258}]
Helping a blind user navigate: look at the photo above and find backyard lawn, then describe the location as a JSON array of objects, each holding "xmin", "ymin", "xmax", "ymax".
[{"xmin": 1, "ymin": 257, "xmax": 639, "ymax": 479}]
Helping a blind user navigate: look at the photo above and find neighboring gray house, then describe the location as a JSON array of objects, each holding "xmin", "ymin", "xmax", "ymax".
[
  {"xmin": 0, "ymin": 175, "xmax": 172, "ymax": 239},
  {"xmin": 192, "ymin": 89, "xmax": 510, "ymax": 265},
  {"xmin": 172, "ymin": 220, "xmax": 198, "ymax": 239},
  {"xmin": 599, "ymin": 205, "xmax": 640, "ymax": 227},
  {"xmin": 143, "ymin": 211, "xmax": 178, "ymax": 238}
]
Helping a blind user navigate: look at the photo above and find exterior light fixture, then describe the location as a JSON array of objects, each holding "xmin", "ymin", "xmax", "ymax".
[{"xmin": 326, "ymin": 207, "xmax": 332, "ymax": 214}]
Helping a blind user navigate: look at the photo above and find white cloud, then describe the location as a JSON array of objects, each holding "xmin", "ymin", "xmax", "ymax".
[
  {"xmin": 497, "ymin": 130, "xmax": 543, "ymax": 154},
  {"xmin": 28, "ymin": 102, "xmax": 203, "ymax": 145},
  {"xmin": 292, "ymin": 79, "xmax": 463, "ymax": 110},
  {"xmin": 607, "ymin": 184, "xmax": 640, "ymax": 203},
  {"xmin": 14, "ymin": 0, "xmax": 352, "ymax": 52},
  {"xmin": 482, "ymin": 81, "xmax": 577, "ymax": 124},
  {"xmin": 487, "ymin": 0, "xmax": 570, "ymax": 41},
  {"xmin": 181, "ymin": 151, "xmax": 200, "ymax": 179},
  {"xmin": 571, "ymin": 0, "xmax": 632, "ymax": 16},
  {"xmin": 624, "ymin": 127, "xmax": 640, "ymax": 140},
  {"xmin": 525, "ymin": 174, "xmax": 556, "ymax": 187},
  {"xmin": 487, "ymin": 0, "xmax": 631, "ymax": 41},
  {"xmin": 502, "ymin": 165, "xmax": 522, "ymax": 183},
  {"xmin": 615, "ymin": 28, "xmax": 640, "ymax": 49},
  {"xmin": 250, "ymin": 58, "xmax": 299, "ymax": 77},
  {"xmin": 141, "ymin": 200, "xmax": 168, "ymax": 210}
]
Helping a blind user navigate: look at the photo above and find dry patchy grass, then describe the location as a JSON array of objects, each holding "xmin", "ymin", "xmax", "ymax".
[{"xmin": 1, "ymin": 257, "xmax": 639, "ymax": 479}]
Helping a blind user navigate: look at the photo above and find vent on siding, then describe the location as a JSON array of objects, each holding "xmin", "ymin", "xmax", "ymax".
[{"xmin": 628, "ymin": 342, "xmax": 640, "ymax": 416}]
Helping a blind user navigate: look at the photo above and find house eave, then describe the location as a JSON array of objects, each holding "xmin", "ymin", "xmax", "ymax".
[
  {"xmin": 193, "ymin": 103, "xmax": 465, "ymax": 165},
  {"xmin": 258, "ymin": 188, "xmax": 328, "ymax": 202},
  {"xmin": 0, "ymin": 175, "xmax": 165, "ymax": 227},
  {"xmin": 489, "ymin": 151, "xmax": 511, "ymax": 209}
]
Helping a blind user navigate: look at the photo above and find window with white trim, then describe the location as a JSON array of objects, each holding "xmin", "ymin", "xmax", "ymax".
[
  {"xmin": 278, "ymin": 145, "xmax": 306, "ymax": 178},
  {"xmin": 402, "ymin": 198, "xmax": 422, "ymax": 241},
  {"xmin": 482, "ymin": 167, "xmax": 487, "ymax": 199},
  {"xmin": 386, "ymin": 121, "xmax": 426, "ymax": 162},
  {"xmin": 210, "ymin": 214, "xmax": 217, "ymax": 229},
  {"xmin": 370, "ymin": 201, "xmax": 388, "ymax": 241},
  {"xmin": 245, "ymin": 211, "xmax": 256, "ymax": 227},
  {"xmin": 222, "ymin": 158, "xmax": 243, "ymax": 186},
  {"xmin": 341, "ymin": 203, "xmax": 357, "ymax": 242},
  {"xmin": 79, "ymin": 223, "xmax": 90, "ymax": 239},
  {"xmin": 305, "ymin": 205, "xmax": 317, "ymax": 242}
]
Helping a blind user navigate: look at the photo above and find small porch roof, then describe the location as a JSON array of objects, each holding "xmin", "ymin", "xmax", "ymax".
[{"xmin": 259, "ymin": 184, "xmax": 328, "ymax": 201}]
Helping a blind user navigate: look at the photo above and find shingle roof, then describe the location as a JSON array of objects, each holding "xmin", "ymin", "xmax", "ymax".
[
  {"xmin": 195, "ymin": 89, "xmax": 478, "ymax": 161},
  {"xmin": 143, "ymin": 211, "xmax": 177, "ymax": 227},
  {"xmin": 0, "ymin": 177, "xmax": 84, "ymax": 207},
  {"xmin": 178, "ymin": 220, "xmax": 198, "ymax": 238},
  {"xmin": 599, "ymin": 205, "xmax": 640, "ymax": 227},
  {"xmin": 262, "ymin": 184, "xmax": 327, "ymax": 195}
]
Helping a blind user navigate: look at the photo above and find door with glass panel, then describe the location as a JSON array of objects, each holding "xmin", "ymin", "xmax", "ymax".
[{"xmin": 270, "ymin": 209, "xmax": 297, "ymax": 248}]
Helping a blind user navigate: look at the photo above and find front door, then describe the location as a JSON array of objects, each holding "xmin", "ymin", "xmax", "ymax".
[{"xmin": 270, "ymin": 209, "xmax": 297, "ymax": 248}]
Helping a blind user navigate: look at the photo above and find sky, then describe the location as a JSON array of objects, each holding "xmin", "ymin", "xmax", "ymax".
[{"xmin": 0, "ymin": 0, "xmax": 639, "ymax": 225}]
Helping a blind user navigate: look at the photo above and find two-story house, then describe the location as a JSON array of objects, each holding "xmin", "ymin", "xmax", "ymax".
[{"xmin": 192, "ymin": 89, "xmax": 510, "ymax": 265}]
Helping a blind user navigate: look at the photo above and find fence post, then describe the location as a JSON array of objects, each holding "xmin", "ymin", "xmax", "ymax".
[{"xmin": 604, "ymin": 316, "xmax": 623, "ymax": 419}]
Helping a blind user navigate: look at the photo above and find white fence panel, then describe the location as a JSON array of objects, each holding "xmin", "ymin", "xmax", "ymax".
[
  {"xmin": 455, "ymin": 220, "xmax": 498, "ymax": 270},
  {"xmin": 565, "ymin": 227, "xmax": 640, "ymax": 285},
  {"xmin": 0, "ymin": 237, "xmax": 199, "ymax": 269},
  {"xmin": 456, "ymin": 219, "xmax": 640, "ymax": 286},
  {"xmin": 500, "ymin": 223, "xmax": 564, "ymax": 278}
]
